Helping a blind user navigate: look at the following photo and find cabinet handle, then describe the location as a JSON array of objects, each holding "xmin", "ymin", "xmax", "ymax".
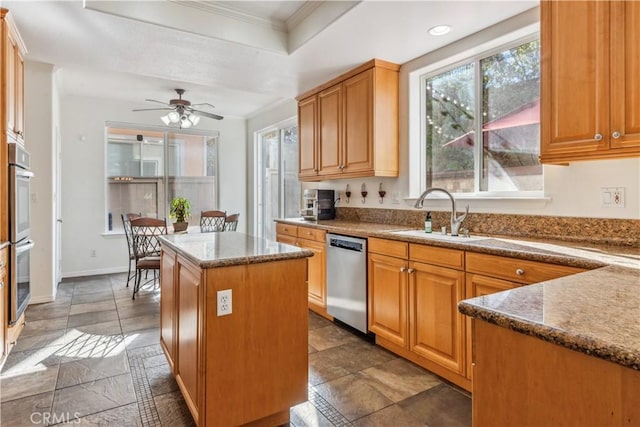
[
  {"xmin": 594, "ymin": 133, "xmax": 603, "ymax": 141},
  {"xmin": 400, "ymin": 266, "xmax": 407, "ymax": 272},
  {"xmin": 0, "ymin": 281, "xmax": 3, "ymax": 288},
  {"xmin": 407, "ymin": 268, "xmax": 415, "ymax": 274},
  {"xmin": 306, "ymin": 231, "xmax": 312, "ymax": 236},
  {"xmin": 516, "ymin": 268, "xmax": 524, "ymax": 276},
  {"xmin": 313, "ymin": 168, "xmax": 318, "ymax": 172},
  {"xmin": 612, "ymin": 131, "xmax": 621, "ymax": 139}
]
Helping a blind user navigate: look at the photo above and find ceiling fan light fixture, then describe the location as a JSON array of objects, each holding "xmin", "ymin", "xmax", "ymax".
[
  {"xmin": 188, "ymin": 113, "xmax": 200, "ymax": 126},
  {"xmin": 180, "ymin": 117, "xmax": 193, "ymax": 129},
  {"xmin": 167, "ymin": 111, "xmax": 180, "ymax": 123},
  {"xmin": 160, "ymin": 114, "xmax": 171, "ymax": 125}
]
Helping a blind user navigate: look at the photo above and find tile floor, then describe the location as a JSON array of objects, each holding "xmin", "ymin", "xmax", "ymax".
[{"xmin": 0, "ymin": 273, "xmax": 471, "ymax": 426}]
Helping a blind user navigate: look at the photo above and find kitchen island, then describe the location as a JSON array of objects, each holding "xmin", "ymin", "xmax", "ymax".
[
  {"xmin": 459, "ymin": 265, "xmax": 640, "ymax": 426},
  {"xmin": 158, "ymin": 232, "xmax": 313, "ymax": 427}
]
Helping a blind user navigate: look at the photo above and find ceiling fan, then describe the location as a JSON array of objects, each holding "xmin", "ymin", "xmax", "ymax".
[{"xmin": 132, "ymin": 88, "xmax": 223, "ymax": 128}]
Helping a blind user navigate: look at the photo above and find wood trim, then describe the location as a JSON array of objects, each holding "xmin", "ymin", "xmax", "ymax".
[
  {"xmin": 409, "ymin": 244, "xmax": 464, "ymax": 270},
  {"xmin": 368, "ymin": 237, "xmax": 408, "ymax": 258},
  {"xmin": 296, "ymin": 59, "xmax": 400, "ymax": 100},
  {"xmin": 0, "ymin": 8, "xmax": 27, "ymax": 53}
]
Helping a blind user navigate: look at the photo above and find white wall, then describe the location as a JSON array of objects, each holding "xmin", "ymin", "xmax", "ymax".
[
  {"xmin": 59, "ymin": 94, "xmax": 247, "ymax": 278},
  {"xmin": 249, "ymin": 8, "xmax": 640, "ymax": 221},
  {"xmin": 25, "ymin": 61, "xmax": 59, "ymax": 303}
]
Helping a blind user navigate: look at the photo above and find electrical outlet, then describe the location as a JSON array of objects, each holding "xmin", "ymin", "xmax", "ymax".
[
  {"xmin": 601, "ymin": 187, "xmax": 625, "ymax": 208},
  {"xmin": 217, "ymin": 289, "xmax": 232, "ymax": 316},
  {"xmin": 90, "ymin": 249, "xmax": 96, "ymax": 258}
]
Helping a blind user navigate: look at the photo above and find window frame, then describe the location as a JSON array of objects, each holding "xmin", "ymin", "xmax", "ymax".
[
  {"xmin": 103, "ymin": 121, "xmax": 220, "ymax": 234},
  {"xmin": 412, "ymin": 32, "xmax": 544, "ymax": 200}
]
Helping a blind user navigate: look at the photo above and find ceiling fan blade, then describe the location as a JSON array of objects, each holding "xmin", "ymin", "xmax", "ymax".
[
  {"xmin": 145, "ymin": 99, "xmax": 171, "ymax": 106},
  {"xmin": 132, "ymin": 107, "xmax": 174, "ymax": 112},
  {"xmin": 190, "ymin": 102, "xmax": 216, "ymax": 109},
  {"xmin": 191, "ymin": 109, "xmax": 224, "ymax": 120}
]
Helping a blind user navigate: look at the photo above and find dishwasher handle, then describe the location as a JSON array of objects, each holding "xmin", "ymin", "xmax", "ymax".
[{"xmin": 329, "ymin": 237, "xmax": 364, "ymax": 252}]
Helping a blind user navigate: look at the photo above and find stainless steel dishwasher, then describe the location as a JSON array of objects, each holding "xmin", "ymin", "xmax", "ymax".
[{"xmin": 326, "ymin": 234, "xmax": 368, "ymax": 334}]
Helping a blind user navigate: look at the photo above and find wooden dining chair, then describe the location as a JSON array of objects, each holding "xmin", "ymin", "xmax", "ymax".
[
  {"xmin": 130, "ymin": 217, "xmax": 167, "ymax": 299},
  {"xmin": 200, "ymin": 210, "xmax": 226, "ymax": 232},
  {"xmin": 121, "ymin": 212, "xmax": 142, "ymax": 288},
  {"xmin": 224, "ymin": 213, "xmax": 239, "ymax": 231}
]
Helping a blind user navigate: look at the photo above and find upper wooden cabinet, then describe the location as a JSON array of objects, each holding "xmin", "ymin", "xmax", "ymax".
[
  {"xmin": 2, "ymin": 8, "xmax": 27, "ymax": 145},
  {"xmin": 540, "ymin": 1, "xmax": 640, "ymax": 163},
  {"xmin": 297, "ymin": 59, "xmax": 399, "ymax": 181}
]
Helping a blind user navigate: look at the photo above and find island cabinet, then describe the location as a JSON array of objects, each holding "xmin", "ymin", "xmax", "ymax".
[
  {"xmin": 160, "ymin": 239, "xmax": 310, "ymax": 427},
  {"xmin": 540, "ymin": 0, "xmax": 640, "ymax": 163},
  {"xmin": 297, "ymin": 59, "xmax": 399, "ymax": 181},
  {"xmin": 368, "ymin": 238, "xmax": 468, "ymax": 390},
  {"xmin": 464, "ymin": 252, "xmax": 586, "ymax": 381},
  {"xmin": 275, "ymin": 223, "xmax": 330, "ymax": 318},
  {"xmin": 2, "ymin": 8, "xmax": 27, "ymax": 146}
]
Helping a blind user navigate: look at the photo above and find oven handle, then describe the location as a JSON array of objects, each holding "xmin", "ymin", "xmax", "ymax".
[
  {"xmin": 15, "ymin": 169, "xmax": 34, "ymax": 179},
  {"xmin": 15, "ymin": 240, "xmax": 35, "ymax": 254}
]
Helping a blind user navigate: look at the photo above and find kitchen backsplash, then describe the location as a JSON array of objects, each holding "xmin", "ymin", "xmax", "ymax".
[{"xmin": 336, "ymin": 207, "xmax": 640, "ymax": 247}]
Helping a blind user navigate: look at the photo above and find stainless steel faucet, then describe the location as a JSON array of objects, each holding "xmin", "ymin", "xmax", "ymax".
[{"xmin": 414, "ymin": 188, "xmax": 469, "ymax": 236}]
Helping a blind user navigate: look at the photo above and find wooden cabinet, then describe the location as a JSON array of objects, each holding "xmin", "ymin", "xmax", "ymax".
[
  {"xmin": 160, "ymin": 248, "xmax": 177, "ymax": 372},
  {"xmin": 160, "ymin": 245, "xmax": 309, "ymax": 426},
  {"xmin": 540, "ymin": 1, "xmax": 640, "ymax": 163},
  {"xmin": 368, "ymin": 251, "xmax": 408, "ymax": 347},
  {"xmin": 464, "ymin": 252, "xmax": 586, "ymax": 381},
  {"xmin": 275, "ymin": 223, "xmax": 329, "ymax": 318},
  {"xmin": 2, "ymin": 8, "xmax": 26, "ymax": 145},
  {"xmin": 175, "ymin": 258, "xmax": 202, "ymax": 423},
  {"xmin": 0, "ymin": 246, "xmax": 7, "ymax": 364},
  {"xmin": 368, "ymin": 238, "xmax": 468, "ymax": 388},
  {"xmin": 297, "ymin": 59, "xmax": 399, "ymax": 181}
]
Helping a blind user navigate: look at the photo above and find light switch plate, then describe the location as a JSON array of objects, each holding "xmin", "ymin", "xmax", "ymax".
[{"xmin": 601, "ymin": 187, "xmax": 625, "ymax": 208}]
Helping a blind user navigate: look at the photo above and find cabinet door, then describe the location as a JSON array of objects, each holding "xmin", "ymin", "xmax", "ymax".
[
  {"xmin": 342, "ymin": 69, "xmax": 373, "ymax": 174},
  {"xmin": 409, "ymin": 261, "xmax": 465, "ymax": 374},
  {"xmin": 14, "ymin": 48, "xmax": 24, "ymax": 143},
  {"xmin": 368, "ymin": 253, "xmax": 408, "ymax": 348},
  {"xmin": 298, "ymin": 96, "xmax": 318, "ymax": 179},
  {"xmin": 540, "ymin": 1, "xmax": 610, "ymax": 160},
  {"xmin": 5, "ymin": 28, "xmax": 17, "ymax": 141},
  {"xmin": 318, "ymin": 85, "xmax": 342, "ymax": 177},
  {"xmin": 610, "ymin": 1, "xmax": 640, "ymax": 149},
  {"xmin": 160, "ymin": 249, "xmax": 177, "ymax": 372},
  {"xmin": 298, "ymin": 238, "xmax": 326, "ymax": 308},
  {"xmin": 465, "ymin": 273, "xmax": 520, "ymax": 380},
  {"xmin": 176, "ymin": 260, "xmax": 202, "ymax": 421}
]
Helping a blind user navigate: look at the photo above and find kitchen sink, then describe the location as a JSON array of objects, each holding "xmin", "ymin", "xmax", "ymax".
[{"xmin": 388, "ymin": 229, "xmax": 490, "ymax": 242}]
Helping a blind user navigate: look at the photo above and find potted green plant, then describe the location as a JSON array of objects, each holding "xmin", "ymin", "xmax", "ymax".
[{"xmin": 169, "ymin": 197, "xmax": 191, "ymax": 232}]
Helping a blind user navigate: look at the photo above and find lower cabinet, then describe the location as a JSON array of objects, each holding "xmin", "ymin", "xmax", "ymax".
[
  {"xmin": 0, "ymin": 246, "xmax": 7, "ymax": 364},
  {"xmin": 368, "ymin": 238, "xmax": 468, "ymax": 389},
  {"xmin": 276, "ymin": 223, "xmax": 329, "ymax": 318}
]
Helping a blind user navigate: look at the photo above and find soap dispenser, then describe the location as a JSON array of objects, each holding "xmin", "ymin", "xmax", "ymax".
[{"xmin": 424, "ymin": 211, "xmax": 432, "ymax": 233}]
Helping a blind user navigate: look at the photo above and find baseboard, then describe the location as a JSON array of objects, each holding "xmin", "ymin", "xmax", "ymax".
[
  {"xmin": 29, "ymin": 294, "xmax": 56, "ymax": 304},
  {"xmin": 62, "ymin": 266, "xmax": 127, "ymax": 279}
]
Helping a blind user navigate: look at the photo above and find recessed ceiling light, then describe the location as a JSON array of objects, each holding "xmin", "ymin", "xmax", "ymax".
[{"xmin": 428, "ymin": 25, "xmax": 451, "ymax": 36}]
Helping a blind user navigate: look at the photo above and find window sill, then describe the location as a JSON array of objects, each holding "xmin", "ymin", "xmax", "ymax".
[{"xmin": 101, "ymin": 231, "xmax": 125, "ymax": 238}]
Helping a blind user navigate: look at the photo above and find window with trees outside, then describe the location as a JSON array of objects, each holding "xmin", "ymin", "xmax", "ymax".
[
  {"xmin": 106, "ymin": 125, "xmax": 219, "ymax": 232},
  {"xmin": 423, "ymin": 38, "xmax": 541, "ymax": 194}
]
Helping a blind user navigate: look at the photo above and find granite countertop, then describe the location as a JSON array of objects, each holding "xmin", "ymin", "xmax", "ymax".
[
  {"xmin": 159, "ymin": 232, "xmax": 313, "ymax": 269},
  {"xmin": 276, "ymin": 217, "xmax": 640, "ymax": 369}
]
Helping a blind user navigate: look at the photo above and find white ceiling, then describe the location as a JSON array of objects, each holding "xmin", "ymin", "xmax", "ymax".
[{"xmin": 4, "ymin": 0, "xmax": 537, "ymax": 119}]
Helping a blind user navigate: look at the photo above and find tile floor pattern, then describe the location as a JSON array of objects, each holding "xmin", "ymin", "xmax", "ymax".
[{"xmin": 0, "ymin": 273, "xmax": 471, "ymax": 426}]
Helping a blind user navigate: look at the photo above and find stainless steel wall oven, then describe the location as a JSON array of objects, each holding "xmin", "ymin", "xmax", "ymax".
[{"xmin": 8, "ymin": 144, "xmax": 33, "ymax": 324}]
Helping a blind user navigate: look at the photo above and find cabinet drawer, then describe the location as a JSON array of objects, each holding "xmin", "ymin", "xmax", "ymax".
[
  {"xmin": 297, "ymin": 226, "xmax": 326, "ymax": 243},
  {"xmin": 369, "ymin": 238, "xmax": 408, "ymax": 258},
  {"xmin": 410, "ymin": 244, "xmax": 464, "ymax": 270},
  {"xmin": 276, "ymin": 223, "xmax": 298, "ymax": 238},
  {"xmin": 466, "ymin": 252, "xmax": 586, "ymax": 285}
]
